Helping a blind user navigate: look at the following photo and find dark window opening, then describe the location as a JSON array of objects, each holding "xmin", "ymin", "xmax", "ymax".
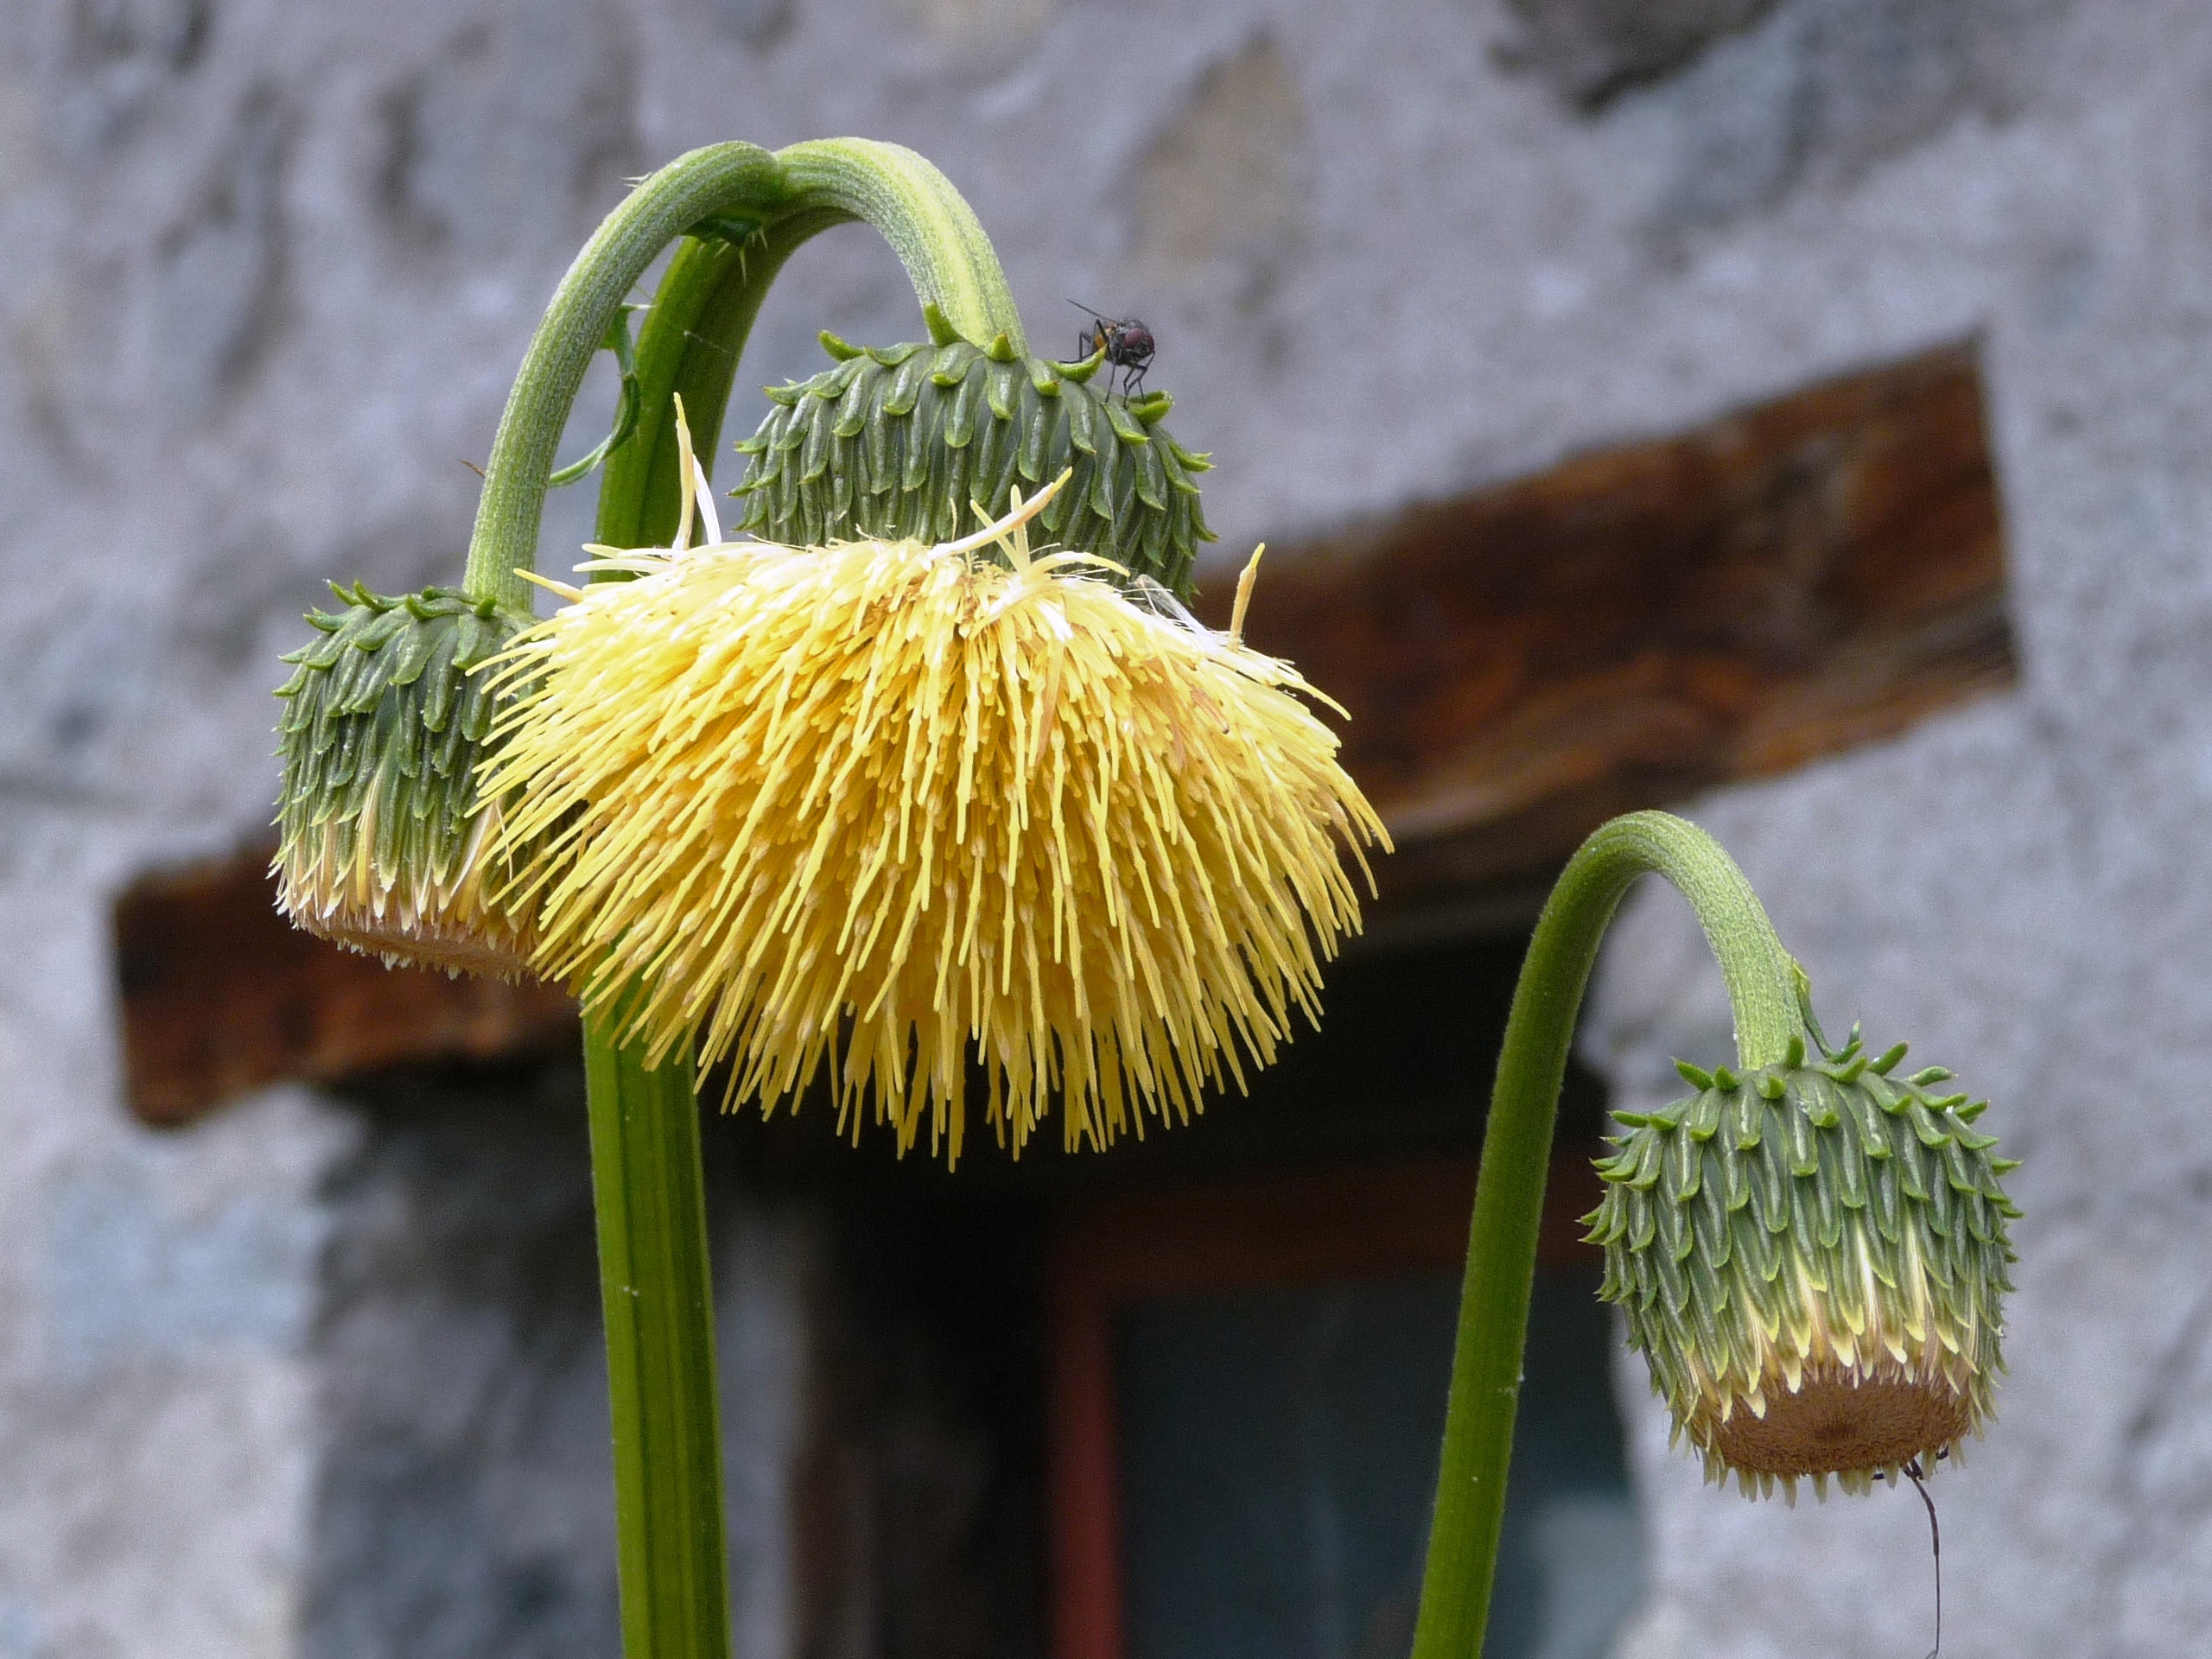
[
  {"xmin": 1044, "ymin": 1141, "xmax": 1637, "ymax": 1659},
  {"xmin": 1116, "ymin": 1264, "xmax": 1639, "ymax": 1659}
]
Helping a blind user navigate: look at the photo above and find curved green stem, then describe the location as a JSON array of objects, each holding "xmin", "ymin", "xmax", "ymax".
[
  {"xmin": 462, "ymin": 143, "xmax": 777, "ymax": 613},
  {"xmin": 462, "ymin": 137, "xmax": 1025, "ymax": 613},
  {"xmin": 1409, "ymin": 810, "xmax": 1800, "ymax": 1658},
  {"xmin": 467, "ymin": 138, "xmax": 1029, "ymax": 1659},
  {"xmin": 776, "ymin": 138, "xmax": 1027, "ymax": 357}
]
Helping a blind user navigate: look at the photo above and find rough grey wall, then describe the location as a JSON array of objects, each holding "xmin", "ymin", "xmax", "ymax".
[
  {"xmin": 298, "ymin": 1065, "xmax": 822, "ymax": 1659},
  {"xmin": 2, "ymin": 0, "xmax": 2208, "ymax": 1653},
  {"xmin": 304, "ymin": 1067, "xmax": 619, "ymax": 1659}
]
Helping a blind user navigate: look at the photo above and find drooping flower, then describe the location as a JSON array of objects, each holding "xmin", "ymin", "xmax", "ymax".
[
  {"xmin": 273, "ymin": 584, "xmax": 537, "ymax": 976},
  {"xmin": 480, "ymin": 467, "xmax": 1388, "ymax": 1162},
  {"xmin": 1586, "ymin": 1032, "xmax": 2018, "ymax": 1497}
]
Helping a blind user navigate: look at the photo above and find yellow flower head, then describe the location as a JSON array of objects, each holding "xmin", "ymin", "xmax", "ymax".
[{"xmin": 482, "ymin": 468, "xmax": 1389, "ymax": 1162}]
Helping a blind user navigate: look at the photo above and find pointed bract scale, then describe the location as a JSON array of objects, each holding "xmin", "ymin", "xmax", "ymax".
[
  {"xmin": 1666, "ymin": 1128, "xmax": 1702, "ymax": 1201},
  {"xmin": 833, "ymin": 372, "xmax": 871, "ymax": 440},
  {"xmin": 1753, "ymin": 1150, "xmax": 1790, "ymax": 1235},
  {"xmin": 986, "ymin": 359, "xmax": 1022, "ymax": 421},
  {"xmin": 1721, "ymin": 1143, "xmax": 1753, "ymax": 1212},
  {"xmin": 1785, "ymin": 1106, "xmax": 1821, "ymax": 1177},
  {"xmin": 1133, "ymin": 440, "xmax": 1169, "ymax": 512},
  {"xmin": 1016, "ymin": 397, "xmax": 1055, "ymax": 484},
  {"xmin": 1731, "ymin": 1089, "xmax": 1766, "ymax": 1149},
  {"xmin": 944, "ymin": 360, "xmax": 985, "ymax": 447},
  {"xmin": 1830, "ymin": 1128, "xmax": 1868, "ymax": 1210},
  {"xmin": 1789, "ymin": 1174, "xmax": 1822, "ymax": 1255}
]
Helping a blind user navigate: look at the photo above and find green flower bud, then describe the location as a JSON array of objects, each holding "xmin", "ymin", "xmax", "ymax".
[
  {"xmin": 1586, "ymin": 1030, "xmax": 2019, "ymax": 1497},
  {"xmin": 731, "ymin": 319, "xmax": 1214, "ymax": 596},
  {"xmin": 272, "ymin": 583, "xmax": 536, "ymax": 977}
]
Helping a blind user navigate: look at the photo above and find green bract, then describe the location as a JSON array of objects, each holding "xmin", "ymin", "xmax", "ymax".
[
  {"xmin": 272, "ymin": 583, "xmax": 535, "ymax": 976},
  {"xmin": 1586, "ymin": 1030, "xmax": 2019, "ymax": 1497},
  {"xmin": 732, "ymin": 323, "xmax": 1213, "ymax": 596}
]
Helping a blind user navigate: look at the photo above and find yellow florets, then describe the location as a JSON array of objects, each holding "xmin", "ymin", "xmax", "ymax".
[{"xmin": 480, "ymin": 479, "xmax": 1389, "ymax": 1161}]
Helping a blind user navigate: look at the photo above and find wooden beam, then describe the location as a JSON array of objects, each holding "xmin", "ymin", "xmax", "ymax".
[
  {"xmin": 1198, "ymin": 340, "xmax": 2014, "ymax": 922},
  {"xmin": 115, "ymin": 343, "xmax": 2011, "ymax": 1125},
  {"xmin": 114, "ymin": 845, "xmax": 576, "ymax": 1127}
]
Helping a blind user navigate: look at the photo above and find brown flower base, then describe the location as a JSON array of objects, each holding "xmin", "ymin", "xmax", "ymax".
[{"xmin": 1707, "ymin": 1364, "xmax": 1973, "ymax": 1479}]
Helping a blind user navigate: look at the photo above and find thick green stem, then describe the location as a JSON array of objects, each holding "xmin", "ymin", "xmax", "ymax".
[
  {"xmin": 488, "ymin": 139, "xmax": 1029, "ymax": 1659},
  {"xmin": 1409, "ymin": 810, "xmax": 1800, "ymax": 1658},
  {"xmin": 592, "ymin": 207, "xmax": 842, "ymax": 550},
  {"xmin": 585, "ymin": 1016, "xmax": 730, "ymax": 1659},
  {"xmin": 462, "ymin": 137, "xmax": 1025, "ymax": 613},
  {"xmin": 567, "ymin": 203, "xmax": 772, "ymax": 1659}
]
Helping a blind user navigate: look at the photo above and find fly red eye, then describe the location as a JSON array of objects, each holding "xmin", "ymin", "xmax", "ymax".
[{"xmin": 1065, "ymin": 301, "xmax": 1157, "ymax": 398}]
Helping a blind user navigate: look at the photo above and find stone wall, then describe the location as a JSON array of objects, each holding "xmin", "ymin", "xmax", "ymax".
[{"xmin": 2, "ymin": 0, "xmax": 2207, "ymax": 1654}]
